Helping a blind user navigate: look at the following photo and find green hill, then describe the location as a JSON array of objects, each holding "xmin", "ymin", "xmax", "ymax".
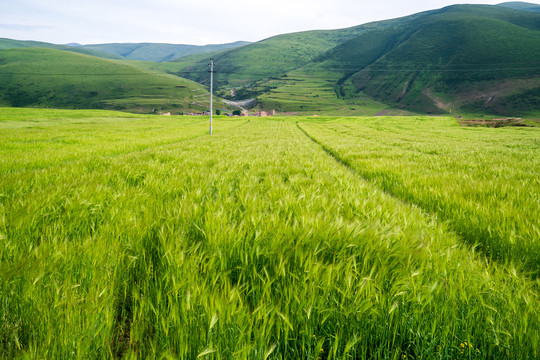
[
  {"xmin": 170, "ymin": 30, "xmax": 363, "ymax": 90},
  {"xmin": 342, "ymin": 5, "xmax": 540, "ymax": 115},
  {"xmin": 0, "ymin": 38, "xmax": 124, "ymax": 60},
  {"xmin": 168, "ymin": 13, "xmax": 430, "ymax": 97},
  {"xmin": 79, "ymin": 41, "xmax": 251, "ymax": 62},
  {"xmin": 0, "ymin": 48, "xmax": 218, "ymax": 113},
  {"xmin": 258, "ymin": 4, "xmax": 540, "ymax": 116}
]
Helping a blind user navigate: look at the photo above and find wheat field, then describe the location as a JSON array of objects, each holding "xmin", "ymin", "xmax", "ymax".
[{"xmin": 1, "ymin": 109, "xmax": 539, "ymax": 359}]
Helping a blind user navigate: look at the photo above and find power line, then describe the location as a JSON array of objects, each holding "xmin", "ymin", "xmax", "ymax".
[
  {"xmin": 2, "ymin": 67, "xmax": 539, "ymax": 78},
  {"xmin": 3, "ymin": 61, "xmax": 539, "ymax": 77},
  {"xmin": 0, "ymin": 73, "xmax": 158, "ymax": 76}
]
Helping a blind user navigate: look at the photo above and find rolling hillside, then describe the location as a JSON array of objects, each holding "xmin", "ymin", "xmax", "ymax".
[
  {"xmin": 168, "ymin": 12, "xmax": 430, "ymax": 96},
  {"xmin": 169, "ymin": 29, "xmax": 365, "ymax": 92},
  {"xmin": 0, "ymin": 48, "xmax": 219, "ymax": 113},
  {"xmin": 257, "ymin": 4, "xmax": 540, "ymax": 116},
  {"xmin": 342, "ymin": 5, "xmax": 540, "ymax": 115},
  {"xmin": 2, "ymin": 3, "xmax": 539, "ymax": 116}
]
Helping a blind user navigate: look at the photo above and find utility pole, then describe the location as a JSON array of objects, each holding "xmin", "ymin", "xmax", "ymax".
[{"xmin": 208, "ymin": 58, "xmax": 214, "ymax": 135}]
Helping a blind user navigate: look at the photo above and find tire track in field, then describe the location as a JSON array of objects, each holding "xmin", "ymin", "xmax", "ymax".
[
  {"xmin": 296, "ymin": 124, "xmax": 470, "ymax": 248},
  {"xmin": 296, "ymin": 121, "xmax": 430, "ymax": 214},
  {"xmin": 297, "ymin": 122, "xmax": 540, "ymax": 278},
  {"xmin": 296, "ymin": 123, "xmax": 362, "ymax": 178}
]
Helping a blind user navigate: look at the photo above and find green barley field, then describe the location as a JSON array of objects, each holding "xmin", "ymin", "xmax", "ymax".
[{"xmin": 1, "ymin": 108, "xmax": 539, "ymax": 359}]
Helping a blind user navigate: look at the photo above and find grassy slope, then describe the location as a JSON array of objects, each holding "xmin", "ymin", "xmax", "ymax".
[
  {"xmin": 255, "ymin": 24, "xmax": 421, "ymax": 114},
  {"xmin": 79, "ymin": 41, "xmax": 251, "ymax": 62},
  {"xmin": 0, "ymin": 48, "xmax": 222, "ymax": 113},
  {"xmin": 1, "ymin": 109, "xmax": 540, "ymax": 359},
  {"xmin": 170, "ymin": 30, "xmax": 354, "ymax": 89},
  {"xmin": 125, "ymin": 50, "xmax": 227, "ymax": 78},
  {"xmin": 342, "ymin": 5, "xmax": 540, "ymax": 115},
  {"xmin": 166, "ymin": 19, "xmax": 423, "ymax": 92},
  {"xmin": 162, "ymin": 11, "xmax": 430, "ymax": 105},
  {"xmin": 257, "ymin": 5, "xmax": 540, "ymax": 116}
]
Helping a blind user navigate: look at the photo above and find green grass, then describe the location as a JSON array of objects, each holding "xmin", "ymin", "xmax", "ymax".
[
  {"xmin": 0, "ymin": 48, "xmax": 223, "ymax": 113},
  {"xmin": 1, "ymin": 108, "xmax": 540, "ymax": 359},
  {"xmin": 123, "ymin": 58, "xmax": 208, "ymax": 75}
]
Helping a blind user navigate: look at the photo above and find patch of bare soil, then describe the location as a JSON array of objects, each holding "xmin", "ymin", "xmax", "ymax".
[
  {"xmin": 458, "ymin": 117, "xmax": 531, "ymax": 128},
  {"xmin": 457, "ymin": 77, "xmax": 540, "ymax": 106},
  {"xmin": 374, "ymin": 110, "xmax": 390, "ymax": 116},
  {"xmin": 422, "ymin": 88, "xmax": 451, "ymax": 110}
]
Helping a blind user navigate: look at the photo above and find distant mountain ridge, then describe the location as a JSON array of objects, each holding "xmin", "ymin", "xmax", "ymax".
[
  {"xmin": 78, "ymin": 41, "xmax": 251, "ymax": 62},
  {"xmin": 0, "ymin": 38, "xmax": 251, "ymax": 62},
  {"xmin": 498, "ymin": 1, "xmax": 540, "ymax": 11},
  {"xmin": 0, "ymin": 38, "xmax": 124, "ymax": 59}
]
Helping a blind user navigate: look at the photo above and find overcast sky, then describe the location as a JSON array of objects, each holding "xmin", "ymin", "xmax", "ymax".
[{"xmin": 0, "ymin": 0, "xmax": 532, "ymax": 45}]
